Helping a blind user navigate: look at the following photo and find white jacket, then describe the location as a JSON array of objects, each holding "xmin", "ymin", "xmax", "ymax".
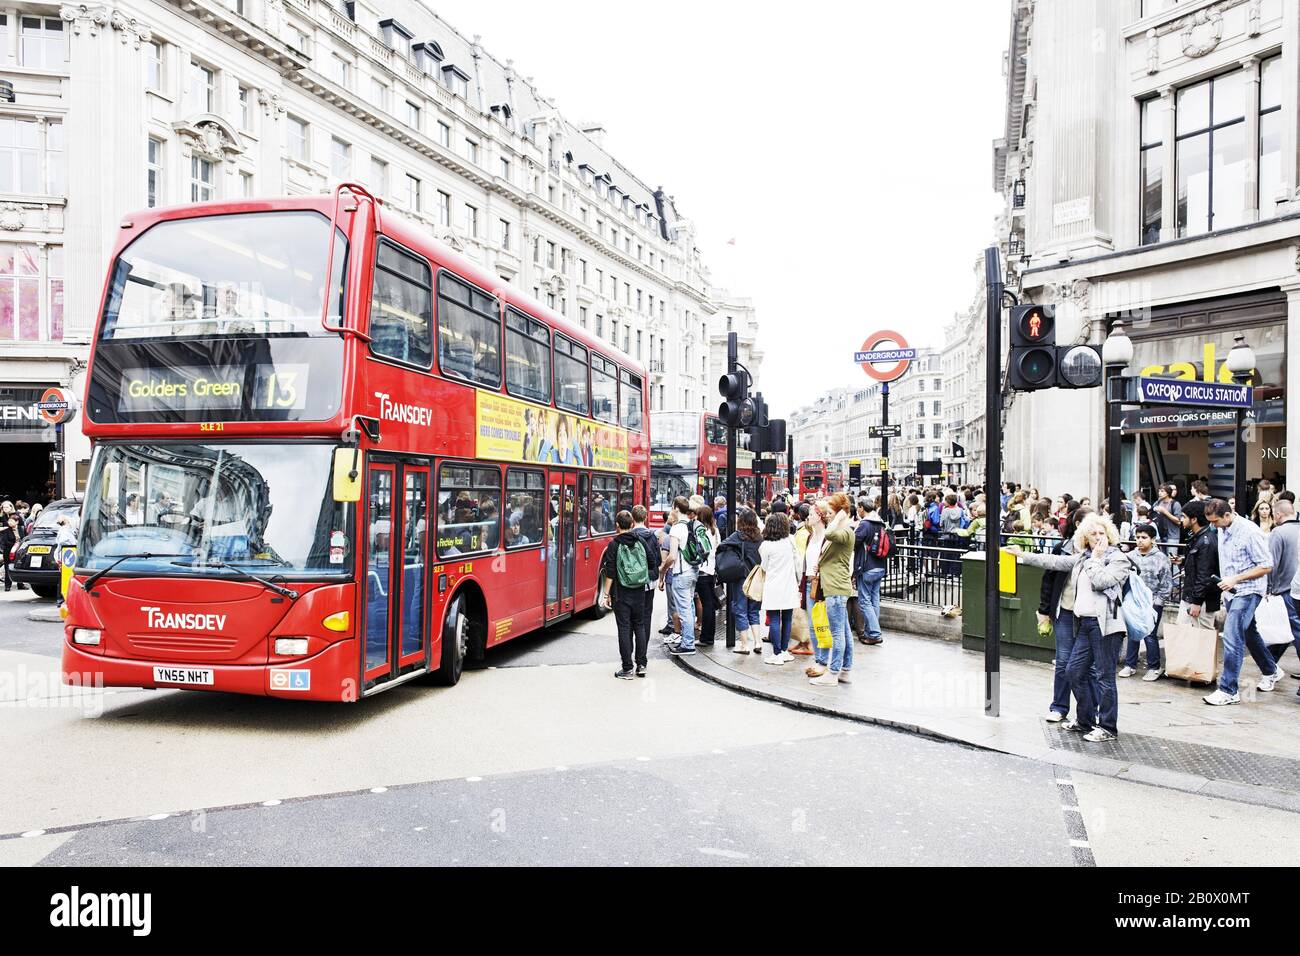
[{"xmin": 759, "ymin": 537, "xmax": 801, "ymax": 611}]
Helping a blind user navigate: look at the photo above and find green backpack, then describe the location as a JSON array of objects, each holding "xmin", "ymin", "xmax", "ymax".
[{"xmin": 616, "ymin": 539, "xmax": 650, "ymax": 588}]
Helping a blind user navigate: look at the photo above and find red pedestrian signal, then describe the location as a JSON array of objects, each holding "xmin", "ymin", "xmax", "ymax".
[{"xmin": 1011, "ymin": 304, "xmax": 1054, "ymax": 346}]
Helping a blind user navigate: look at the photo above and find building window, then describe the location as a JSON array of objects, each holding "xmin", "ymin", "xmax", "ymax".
[
  {"xmin": 145, "ymin": 40, "xmax": 163, "ymax": 91},
  {"xmin": 579, "ymin": 259, "xmax": 588, "ymax": 285},
  {"xmin": 146, "ymin": 137, "xmax": 163, "ymax": 207},
  {"xmin": 1140, "ymin": 97, "xmax": 1163, "ymax": 245},
  {"xmin": 190, "ymin": 156, "xmax": 214, "ymax": 202},
  {"xmin": 437, "ymin": 190, "xmax": 451, "ymax": 226},
  {"xmin": 240, "ymin": 170, "xmax": 254, "ymax": 197},
  {"xmin": 933, "ymin": 400, "xmax": 941, "ymax": 416},
  {"xmin": 437, "ymin": 121, "xmax": 451, "ymax": 147},
  {"xmin": 370, "ymin": 156, "xmax": 388, "ymax": 194},
  {"xmin": 330, "ymin": 137, "xmax": 351, "ymax": 179},
  {"xmin": 1259, "ymin": 55, "xmax": 1282, "ymax": 218},
  {"xmin": 48, "ymin": 244, "xmax": 63, "ymax": 341},
  {"xmin": 406, "ymin": 100, "xmax": 420, "ymax": 130},
  {"xmin": 0, "ymin": 244, "xmax": 41, "ymax": 340},
  {"xmin": 379, "ymin": 19, "xmax": 413, "ymax": 55},
  {"xmin": 1176, "ymin": 68, "xmax": 1246, "ymax": 236},
  {"xmin": 546, "ymin": 241, "xmax": 556, "ymax": 269},
  {"xmin": 636, "ymin": 330, "xmax": 642, "ymax": 359},
  {"xmin": 579, "ymin": 306, "xmax": 588, "ymax": 329},
  {"xmin": 238, "ymin": 85, "xmax": 254, "ymax": 130},
  {"xmin": 0, "ymin": 117, "xmax": 62, "ymax": 195},
  {"xmin": 442, "ymin": 66, "xmax": 469, "ymax": 98},
  {"xmin": 500, "ymin": 156, "xmax": 511, "ymax": 181},
  {"xmin": 498, "ymin": 218, "xmax": 511, "ymax": 250},
  {"xmin": 464, "ymin": 203, "xmax": 478, "ymax": 237},
  {"xmin": 286, "ymin": 24, "xmax": 309, "ymax": 54},
  {"xmin": 188, "ymin": 61, "xmax": 216, "ymax": 114},
  {"xmin": 330, "ymin": 53, "xmax": 352, "ymax": 88},
  {"xmin": 405, "ymin": 174, "xmax": 421, "ymax": 211},
  {"xmin": 370, "ymin": 78, "xmax": 390, "ymax": 113},
  {"xmin": 464, "ymin": 138, "xmax": 479, "ymax": 164},
  {"xmin": 20, "ymin": 17, "xmax": 66, "ymax": 70},
  {"xmin": 286, "ymin": 116, "xmax": 309, "ymax": 162}
]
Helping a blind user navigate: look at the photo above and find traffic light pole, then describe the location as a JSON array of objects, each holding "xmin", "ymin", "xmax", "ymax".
[
  {"xmin": 787, "ymin": 436, "xmax": 795, "ymax": 500},
  {"xmin": 880, "ymin": 382, "xmax": 890, "ymax": 505},
  {"xmin": 983, "ymin": 246, "xmax": 1002, "ymax": 719},
  {"xmin": 725, "ymin": 331, "xmax": 738, "ymax": 650}
]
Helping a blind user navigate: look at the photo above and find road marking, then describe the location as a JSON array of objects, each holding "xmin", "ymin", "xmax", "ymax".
[
  {"xmin": 466, "ymin": 776, "xmax": 483, "ymax": 782},
  {"xmin": 1069, "ymin": 839, "xmax": 1091, "ymax": 848},
  {"xmin": 147, "ymin": 813, "xmax": 169, "ymax": 820},
  {"xmin": 261, "ymin": 800, "xmax": 281, "ymax": 807},
  {"xmin": 370, "ymin": 787, "xmax": 388, "ymax": 794},
  {"xmin": 20, "ymin": 830, "xmax": 46, "ymax": 838},
  {"xmin": 1054, "ymin": 778, "xmax": 1075, "ymax": 787}
]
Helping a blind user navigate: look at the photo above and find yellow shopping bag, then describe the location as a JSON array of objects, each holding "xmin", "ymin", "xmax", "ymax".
[{"xmin": 811, "ymin": 600, "xmax": 832, "ymax": 649}]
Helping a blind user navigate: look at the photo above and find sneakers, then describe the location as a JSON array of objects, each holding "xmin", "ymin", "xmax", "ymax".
[
  {"xmin": 861, "ymin": 636, "xmax": 883, "ymax": 646},
  {"xmin": 668, "ymin": 644, "xmax": 696, "ymax": 657},
  {"xmin": 1117, "ymin": 665, "xmax": 1135, "ymax": 678},
  {"xmin": 1083, "ymin": 727, "xmax": 1117, "ymax": 743},
  {"xmin": 809, "ymin": 671, "xmax": 839, "ymax": 686},
  {"xmin": 1044, "ymin": 711, "xmax": 1066, "ymax": 723},
  {"xmin": 1202, "ymin": 689, "xmax": 1240, "ymax": 706},
  {"xmin": 658, "ymin": 625, "xmax": 675, "ymax": 636},
  {"xmin": 779, "ymin": 651, "xmax": 795, "ymax": 663},
  {"xmin": 1142, "ymin": 668, "xmax": 1163, "ymax": 682},
  {"xmin": 763, "ymin": 655, "xmax": 785, "ymax": 666},
  {"xmin": 614, "ymin": 668, "xmax": 635, "ymax": 680},
  {"xmin": 1257, "ymin": 668, "xmax": 1286, "ymax": 692},
  {"xmin": 662, "ymin": 633, "xmax": 681, "ymax": 646},
  {"xmin": 1060, "ymin": 718, "xmax": 1089, "ymax": 733},
  {"xmin": 837, "ymin": 670, "xmax": 852, "ymax": 684},
  {"xmin": 635, "ymin": 665, "xmax": 647, "ymax": 678}
]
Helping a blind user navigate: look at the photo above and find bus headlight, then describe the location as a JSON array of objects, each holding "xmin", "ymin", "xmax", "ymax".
[
  {"xmin": 274, "ymin": 637, "xmax": 310, "ymax": 656},
  {"xmin": 72, "ymin": 628, "xmax": 102, "ymax": 646}
]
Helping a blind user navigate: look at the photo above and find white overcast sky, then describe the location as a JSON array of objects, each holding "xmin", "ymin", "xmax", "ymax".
[{"xmin": 427, "ymin": 0, "xmax": 1009, "ymax": 415}]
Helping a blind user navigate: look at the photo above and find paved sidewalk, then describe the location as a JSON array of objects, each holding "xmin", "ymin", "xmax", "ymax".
[{"xmin": 674, "ymin": 619, "xmax": 1300, "ymax": 813}]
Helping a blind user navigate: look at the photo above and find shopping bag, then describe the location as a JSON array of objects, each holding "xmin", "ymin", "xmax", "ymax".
[
  {"xmin": 1254, "ymin": 593, "xmax": 1293, "ymax": 647},
  {"xmin": 1164, "ymin": 621, "xmax": 1221, "ymax": 685},
  {"xmin": 847, "ymin": 595, "xmax": 866, "ymax": 638},
  {"xmin": 789, "ymin": 606, "xmax": 811, "ymax": 651},
  {"xmin": 742, "ymin": 564, "xmax": 766, "ymax": 603},
  {"xmin": 811, "ymin": 600, "xmax": 833, "ymax": 649}
]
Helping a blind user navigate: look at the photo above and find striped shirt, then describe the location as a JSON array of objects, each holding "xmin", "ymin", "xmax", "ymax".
[{"xmin": 1217, "ymin": 516, "xmax": 1273, "ymax": 598}]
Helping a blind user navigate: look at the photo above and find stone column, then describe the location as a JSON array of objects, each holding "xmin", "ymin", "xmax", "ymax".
[
  {"xmin": 1242, "ymin": 56, "xmax": 1260, "ymax": 222},
  {"xmin": 1160, "ymin": 86, "xmax": 1176, "ymax": 241},
  {"xmin": 1280, "ymin": 0, "xmax": 1300, "ymax": 208},
  {"xmin": 59, "ymin": 3, "xmax": 151, "ymax": 341},
  {"xmin": 1284, "ymin": 283, "xmax": 1300, "ymax": 483}
]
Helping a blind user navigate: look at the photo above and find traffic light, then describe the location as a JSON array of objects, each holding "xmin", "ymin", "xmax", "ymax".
[
  {"xmin": 1008, "ymin": 304, "xmax": 1103, "ymax": 390},
  {"xmin": 718, "ymin": 371, "xmax": 754, "ymax": 428}
]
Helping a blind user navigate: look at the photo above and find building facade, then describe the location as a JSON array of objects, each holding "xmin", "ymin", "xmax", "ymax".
[
  {"xmin": 0, "ymin": 0, "xmax": 751, "ymax": 504},
  {"xmin": 986, "ymin": 0, "xmax": 1294, "ymax": 502}
]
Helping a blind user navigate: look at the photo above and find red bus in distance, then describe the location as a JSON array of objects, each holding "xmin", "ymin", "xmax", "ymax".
[
  {"xmin": 64, "ymin": 187, "xmax": 649, "ymax": 702},
  {"xmin": 649, "ymin": 411, "xmax": 754, "ymax": 525},
  {"xmin": 799, "ymin": 460, "xmax": 827, "ymax": 498}
]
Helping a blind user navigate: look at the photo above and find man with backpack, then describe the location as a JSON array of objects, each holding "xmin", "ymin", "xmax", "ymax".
[
  {"xmin": 631, "ymin": 505, "xmax": 660, "ymax": 662},
  {"xmin": 659, "ymin": 495, "xmax": 709, "ymax": 656},
  {"xmin": 853, "ymin": 498, "xmax": 890, "ymax": 645},
  {"xmin": 601, "ymin": 510, "xmax": 654, "ymax": 679}
]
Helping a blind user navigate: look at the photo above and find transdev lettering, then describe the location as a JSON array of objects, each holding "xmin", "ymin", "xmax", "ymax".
[
  {"xmin": 375, "ymin": 391, "xmax": 433, "ymax": 426},
  {"xmin": 140, "ymin": 606, "xmax": 227, "ymax": 631}
]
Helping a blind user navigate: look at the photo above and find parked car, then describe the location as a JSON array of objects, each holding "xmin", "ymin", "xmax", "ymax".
[{"xmin": 11, "ymin": 498, "xmax": 82, "ymax": 599}]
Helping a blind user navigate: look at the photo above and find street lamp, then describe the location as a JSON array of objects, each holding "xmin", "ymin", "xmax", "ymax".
[
  {"xmin": 1102, "ymin": 319, "xmax": 1134, "ymax": 524},
  {"xmin": 1225, "ymin": 333, "xmax": 1256, "ymax": 512}
]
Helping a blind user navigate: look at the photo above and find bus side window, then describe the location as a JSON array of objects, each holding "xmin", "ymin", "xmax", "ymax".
[{"xmin": 370, "ymin": 242, "xmax": 432, "ymax": 368}]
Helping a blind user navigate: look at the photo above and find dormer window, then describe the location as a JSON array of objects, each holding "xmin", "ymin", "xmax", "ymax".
[
  {"xmin": 578, "ymin": 163, "xmax": 595, "ymax": 186},
  {"xmin": 442, "ymin": 64, "xmax": 469, "ymax": 98},
  {"xmin": 378, "ymin": 18, "xmax": 413, "ymax": 57},
  {"xmin": 412, "ymin": 41, "xmax": 444, "ymax": 75}
]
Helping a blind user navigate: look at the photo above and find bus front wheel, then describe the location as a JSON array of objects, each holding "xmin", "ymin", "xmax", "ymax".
[{"xmin": 433, "ymin": 599, "xmax": 469, "ymax": 687}]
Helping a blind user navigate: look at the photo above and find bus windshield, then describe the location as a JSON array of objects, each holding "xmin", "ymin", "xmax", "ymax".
[
  {"xmin": 100, "ymin": 211, "xmax": 346, "ymax": 340},
  {"xmin": 79, "ymin": 443, "xmax": 353, "ymax": 577}
]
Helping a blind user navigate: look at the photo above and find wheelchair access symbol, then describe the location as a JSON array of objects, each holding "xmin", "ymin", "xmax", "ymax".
[{"xmin": 270, "ymin": 669, "xmax": 311, "ymax": 691}]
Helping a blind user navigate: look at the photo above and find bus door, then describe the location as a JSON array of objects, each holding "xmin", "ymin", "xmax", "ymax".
[
  {"xmin": 363, "ymin": 459, "xmax": 430, "ymax": 689},
  {"xmin": 545, "ymin": 471, "xmax": 577, "ymax": 621}
]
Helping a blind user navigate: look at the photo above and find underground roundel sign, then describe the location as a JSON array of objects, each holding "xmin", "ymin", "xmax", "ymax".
[
  {"xmin": 856, "ymin": 330, "xmax": 914, "ymax": 383},
  {"xmin": 36, "ymin": 387, "xmax": 77, "ymax": 425}
]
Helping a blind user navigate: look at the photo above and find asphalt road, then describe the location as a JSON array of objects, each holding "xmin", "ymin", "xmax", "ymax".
[{"xmin": 1, "ymin": 588, "xmax": 1294, "ymax": 866}]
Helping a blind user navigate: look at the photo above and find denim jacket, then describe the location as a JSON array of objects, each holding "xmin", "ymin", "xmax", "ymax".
[{"xmin": 1019, "ymin": 545, "xmax": 1131, "ymax": 636}]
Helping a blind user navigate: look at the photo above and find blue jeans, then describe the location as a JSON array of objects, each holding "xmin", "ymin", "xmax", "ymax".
[
  {"xmin": 1273, "ymin": 593, "xmax": 1300, "ymax": 663},
  {"xmin": 825, "ymin": 594, "xmax": 853, "ymax": 673},
  {"xmin": 1070, "ymin": 616, "xmax": 1121, "ymax": 735},
  {"xmin": 671, "ymin": 569, "xmax": 698, "ymax": 650},
  {"xmin": 856, "ymin": 568, "xmax": 885, "ymax": 640},
  {"xmin": 1217, "ymin": 592, "xmax": 1277, "ymax": 696},
  {"xmin": 1124, "ymin": 605, "xmax": 1163, "ymax": 670},
  {"xmin": 729, "ymin": 584, "xmax": 761, "ymax": 630},
  {"xmin": 768, "ymin": 608, "xmax": 793, "ymax": 654}
]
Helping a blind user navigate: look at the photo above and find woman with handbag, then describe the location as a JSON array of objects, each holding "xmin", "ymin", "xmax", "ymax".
[
  {"xmin": 810, "ymin": 493, "xmax": 857, "ymax": 686},
  {"xmin": 802, "ymin": 501, "xmax": 830, "ymax": 676},
  {"xmin": 758, "ymin": 513, "xmax": 801, "ymax": 665},
  {"xmin": 726, "ymin": 509, "xmax": 764, "ymax": 654}
]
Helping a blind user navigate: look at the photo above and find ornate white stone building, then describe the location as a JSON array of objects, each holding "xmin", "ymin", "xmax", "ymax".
[{"xmin": 0, "ymin": 0, "xmax": 752, "ymax": 503}]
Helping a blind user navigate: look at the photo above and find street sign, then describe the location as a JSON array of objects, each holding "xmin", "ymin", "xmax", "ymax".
[
  {"xmin": 1135, "ymin": 376, "xmax": 1253, "ymax": 409},
  {"xmin": 877, "ymin": 456, "xmax": 888, "ymax": 471},
  {"xmin": 869, "ymin": 424, "xmax": 902, "ymax": 439},
  {"xmin": 856, "ymin": 330, "xmax": 913, "ymax": 382}
]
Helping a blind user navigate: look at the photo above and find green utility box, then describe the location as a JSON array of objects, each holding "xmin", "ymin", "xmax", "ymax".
[{"xmin": 961, "ymin": 552, "xmax": 1055, "ymax": 662}]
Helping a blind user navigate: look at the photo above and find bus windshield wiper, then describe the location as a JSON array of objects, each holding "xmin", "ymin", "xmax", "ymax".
[
  {"xmin": 170, "ymin": 558, "xmax": 299, "ymax": 600},
  {"xmin": 82, "ymin": 553, "xmax": 192, "ymax": 591}
]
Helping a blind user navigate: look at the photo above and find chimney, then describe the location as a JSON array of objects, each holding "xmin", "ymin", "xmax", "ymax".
[{"xmin": 579, "ymin": 122, "xmax": 606, "ymax": 147}]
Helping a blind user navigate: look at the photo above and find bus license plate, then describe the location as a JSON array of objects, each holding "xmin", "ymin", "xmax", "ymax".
[
  {"xmin": 152, "ymin": 666, "xmax": 214, "ymax": 686},
  {"xmin": 27, "ymin": 545, "xmax": 51, "ymax": 554}
]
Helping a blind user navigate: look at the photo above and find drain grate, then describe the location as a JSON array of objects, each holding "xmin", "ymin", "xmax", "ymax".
[{"xmin": 1043, "ymin": 723, "xmax": 1300, "ymax": 793}]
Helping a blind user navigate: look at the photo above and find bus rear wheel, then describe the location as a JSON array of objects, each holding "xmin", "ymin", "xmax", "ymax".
[
  {"xmin": 432, "ymin": 598, "xmax": 469, "ymax": 687},
  {"xmin": 583, "ymin": 575, "xmax": 610, "ymax": 620}
]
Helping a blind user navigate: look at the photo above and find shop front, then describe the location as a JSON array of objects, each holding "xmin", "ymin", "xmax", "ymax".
[
  {"xmin": 0, "ymin": 385, "xmax": 80, "ymax": 505},
  {"xmin": 1117, "ymin": 290, "xmax": 1287, "ymax": 508}
]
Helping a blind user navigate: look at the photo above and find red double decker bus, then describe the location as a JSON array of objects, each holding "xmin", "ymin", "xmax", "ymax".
[
  {"xmin": 63, "ymin": 188, "xmax": 649, "ymax": 701},
  {"xmin": 649, "ymin": 411, "xmax": 753, "ymax": 525},
  {"xmin": 799, "ymin": 460, "xmax": 826, "ymax": 498},
  {"xmin": 825, "ymin": 461, "xmax": 844, "ymax": 494}
]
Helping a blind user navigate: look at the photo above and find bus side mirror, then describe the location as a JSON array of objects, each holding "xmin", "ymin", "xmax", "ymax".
[{"xmin": 333, "ymin": 447, "xmax": 363, "ymax": 503}]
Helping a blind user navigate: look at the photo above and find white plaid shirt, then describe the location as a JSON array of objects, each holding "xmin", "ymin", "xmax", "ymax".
[{"xmin": 1217, "ymin": 516, "xmax": 1272, "ymax": 599}]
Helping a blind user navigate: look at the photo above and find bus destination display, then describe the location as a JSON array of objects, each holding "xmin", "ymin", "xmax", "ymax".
[{"xmin": 118, "ymin": 364, "xmax": 311, "ymax": 413}]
